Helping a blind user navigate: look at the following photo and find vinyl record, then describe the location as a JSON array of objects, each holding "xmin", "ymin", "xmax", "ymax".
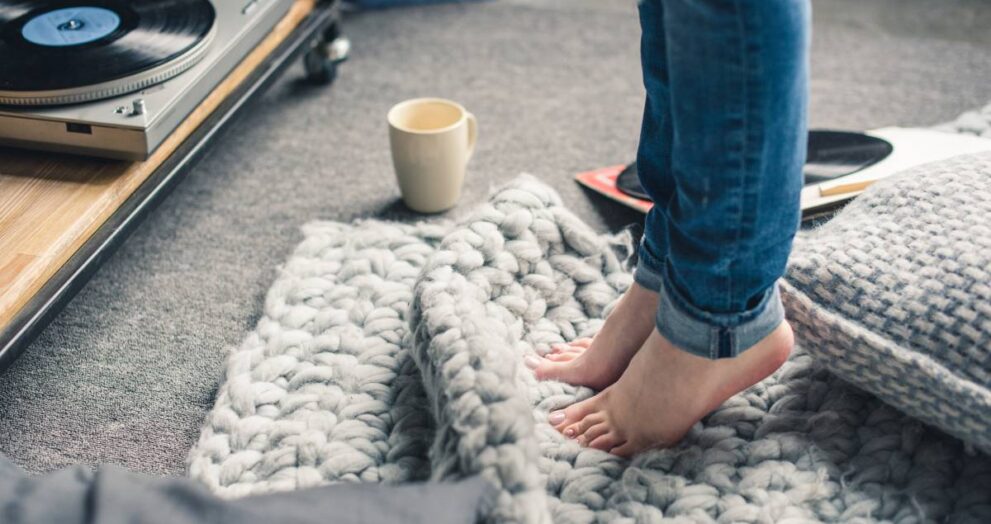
[
  {"xmin": 802, "ymin": 130, "xmax": 893, "ymax": 184},
  {"xmin": 0, "ymin": 0, "xmax": 215, "ymax": 105},
  {"xmin": 615, "ymin": 161, "xmax": 647, "ymax": 201},
  {"xmin": 615, "ymin": 130, "xmax": 896, "ymax": 201}
]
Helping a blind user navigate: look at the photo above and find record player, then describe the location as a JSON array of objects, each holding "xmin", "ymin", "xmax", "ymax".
[
  {"xmin": 0, "ymin": 0, "xmax": 347, "ymax": 370},
  {"xmin": 0, "ymin": 0, "xmax": 297, "ymax": 160}
]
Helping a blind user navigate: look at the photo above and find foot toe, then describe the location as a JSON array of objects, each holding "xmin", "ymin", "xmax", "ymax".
[
  {"xmin": 533, "ymin": 357, "xmax": 592, "ymax": 384},
  {"xmin": 548, "ymin": 394, "xmax": 600, "ymax": 429},
  {"xmin": 544, "ymin": 352, "xmax": 580, "ymax": 362},
  {"xmin": 609, "ymin": 440, "xmax": 640, "ymax": 458},
  {"xmin": 578, "ymin": 422, "xmax": 610, "ymax": 446},
  {"xmin": 533, "ymin": 359, "xmax": 573, "ymax": 382},
  {"xmin": 565, "ymin": 394, "xmax": 601, "ymax": 419},
  {"xmin": 588, "ymin": 433, "xmax": 623, "ymax": 452},
  {"xmin": 561, "ymin": 412, "xmax": 603, "ymax": 439},
  {"xmin": 550, "ymin": 338, "xmax": 591, "ymax": 354},
  {"xmin": 551, "ymin": 395, "xmax": 602, "ymax": 432}
]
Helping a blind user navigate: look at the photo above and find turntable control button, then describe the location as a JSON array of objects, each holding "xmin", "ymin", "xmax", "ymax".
[
  {"xmin": 242, "ymin": 0, "xmax": 260, "ymax": 15},
  {"xmin": 131, "ymin": 99, "xmax": 146, "ymax": 116}
]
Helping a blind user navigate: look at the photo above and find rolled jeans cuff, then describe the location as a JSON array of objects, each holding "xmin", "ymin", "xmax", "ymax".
[{"xmin": 634, "ymin": 242, "xmax": 784, "ymax": 360}]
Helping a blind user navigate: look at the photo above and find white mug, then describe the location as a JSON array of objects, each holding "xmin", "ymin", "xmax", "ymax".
[{"xmin": 387, "ymin": 98, "xmax": 478, "ymax": 213}]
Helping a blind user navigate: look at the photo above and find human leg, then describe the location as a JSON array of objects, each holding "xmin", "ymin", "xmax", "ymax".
[
  {"xmin": 527, "ymin": 0, "xmax": 675, "ymax": 389},
  {"xmin": 553, "ymin": 0, "xmax": 811, "ymax": 455}
]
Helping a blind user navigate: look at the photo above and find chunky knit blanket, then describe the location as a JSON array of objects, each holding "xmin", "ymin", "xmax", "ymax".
[{"xmin": 188, "ymin": 175, "xmax": 991, "ymax": 523}]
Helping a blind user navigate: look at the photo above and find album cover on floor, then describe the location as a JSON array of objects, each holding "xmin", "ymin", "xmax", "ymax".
[{"xmin": 577, "ymin": 127, "xmax": 991, "ymax": 221}]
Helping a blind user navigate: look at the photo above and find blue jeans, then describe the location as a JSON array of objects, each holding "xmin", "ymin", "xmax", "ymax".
[{"xmin": 634, "ymin": 0, "xmax": 810, "ymax": 359}]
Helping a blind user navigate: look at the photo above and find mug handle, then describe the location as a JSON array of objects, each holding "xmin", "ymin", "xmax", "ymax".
[{"xmin": 465, "ymin": 111, "xmax": 478, "ymax": 162}]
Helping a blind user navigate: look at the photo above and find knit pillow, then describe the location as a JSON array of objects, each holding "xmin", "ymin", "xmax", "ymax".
[{"xmin": 781, "ymin": 152, "xmax": 991, "ymax": 454}]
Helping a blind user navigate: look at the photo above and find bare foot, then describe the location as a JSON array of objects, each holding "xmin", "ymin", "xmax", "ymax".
[
  {"xmin": 548, "ymin": 321, "xmax": 793, "ymax": 457},
  {"xmin": 526, "ymin": 282, "xmax": 659, "ymax": 390}
]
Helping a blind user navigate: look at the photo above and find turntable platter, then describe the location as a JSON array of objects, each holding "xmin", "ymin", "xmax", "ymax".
[{"xmin": 0, "ymin": 0, "xmax": 216, "ymax": 106}]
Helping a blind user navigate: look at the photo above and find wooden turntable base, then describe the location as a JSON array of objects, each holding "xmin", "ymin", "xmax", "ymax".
[{"xmin": 0, "ymin": 0, "xmax": 327, "ymax": 368}]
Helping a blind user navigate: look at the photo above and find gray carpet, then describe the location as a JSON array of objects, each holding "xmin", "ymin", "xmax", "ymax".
[{"xmin": 1, "ymin": 0, "xmax": 990, "ymax": 477}]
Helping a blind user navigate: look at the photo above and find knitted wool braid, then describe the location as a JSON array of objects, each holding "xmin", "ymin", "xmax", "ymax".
[
  {"xmin": 188, "ymin": 221, "xmax": 444, "ymax": 497},
  {"xmin": 409, "ymin": 178, "xmax": 632, "ymax": 523}
]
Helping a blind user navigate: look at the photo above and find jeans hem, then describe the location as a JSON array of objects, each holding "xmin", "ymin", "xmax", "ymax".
[
  {"xmin": 634, "ymin": 241, "xmax": 785, "ymax": 359},
  {"xmin": 633, "ymin": 239, "xmax": 665, "ymax": 293}
]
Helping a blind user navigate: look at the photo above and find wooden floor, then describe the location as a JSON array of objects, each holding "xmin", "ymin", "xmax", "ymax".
[{"xmin": 0, "ymin": 0, "xmax": 315, "ymax": 335}]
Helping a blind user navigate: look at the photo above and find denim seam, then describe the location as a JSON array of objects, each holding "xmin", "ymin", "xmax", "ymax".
[
  {"xmin": 742, "ymin": 1, "xmax": 766, "ymax": 270},
  {"xmin": 728, "ymin": 0, "xmax": 748, "ymax": 315}
]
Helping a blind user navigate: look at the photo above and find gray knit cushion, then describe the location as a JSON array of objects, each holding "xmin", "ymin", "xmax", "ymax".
[{"xmin": 781, "ymin": 152, "xmax": 991, "ymax": 454}]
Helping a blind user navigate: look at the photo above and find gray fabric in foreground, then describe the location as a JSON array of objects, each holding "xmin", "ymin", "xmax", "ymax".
[
  {"xmin": 190, "ymin": 177, "xmax": 991, "ymax": 523},
  {"xmin": 0, "ymin": 453, "xmax": 490, "ymax": 524},
  {"xmin": 782, "ymin": 152, "xmax": 991, "ymax": 454},
  {"xmin": 189, "ymin": 221, "xmax": 443, "ymax": 496},
  {"xmin": 3, "ymin": 0, "xmax": 991, "ymax": 479}
]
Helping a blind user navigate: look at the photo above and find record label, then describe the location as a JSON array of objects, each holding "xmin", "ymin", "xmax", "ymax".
[{"xmin": 21, "ymin": 7, "xmax": 121, "ymax": 47}]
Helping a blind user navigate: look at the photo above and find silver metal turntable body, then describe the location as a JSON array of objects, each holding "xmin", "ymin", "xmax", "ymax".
[{"xmin": 0, "ymin": 0, "xmax": 294, "ymax": 160}]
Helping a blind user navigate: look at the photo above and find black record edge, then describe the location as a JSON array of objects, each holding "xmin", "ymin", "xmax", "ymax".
[
  {"xmin": 614, "ymin": 130, "xmax": 895, "ymax": 223},
  {"xmin": 0, "ymin": 3, "xmax": 341, "ymax": 372},
  {"xmin": 615, "ymin": 162, "xmax": 647, "ymax": 201},
  {"xmin": 0, "ymin": 0, "xmax": 215, "ymax": 93}
]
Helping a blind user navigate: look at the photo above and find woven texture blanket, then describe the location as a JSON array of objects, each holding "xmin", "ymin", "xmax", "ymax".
[{"xmin": 188, "ymin": 176, "xmax": 991, "ymax": 523}]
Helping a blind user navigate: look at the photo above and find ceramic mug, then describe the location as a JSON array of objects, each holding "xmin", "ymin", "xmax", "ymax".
[{"xmin": 387, "ymin": 98, "xmax": 477, "ymax": 213}]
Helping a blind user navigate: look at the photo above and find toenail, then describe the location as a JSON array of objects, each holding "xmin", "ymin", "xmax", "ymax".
[
  {"xmin": 548, "ymin": 411, "xmax": 565, "ymax": 424},
  {"xmin": 524, "ymin": 356, "xmax": 542, "ymax": 369},
  {"xmin": 564, "ymin": 428, "xmax": 576, "ymax": 438}
]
